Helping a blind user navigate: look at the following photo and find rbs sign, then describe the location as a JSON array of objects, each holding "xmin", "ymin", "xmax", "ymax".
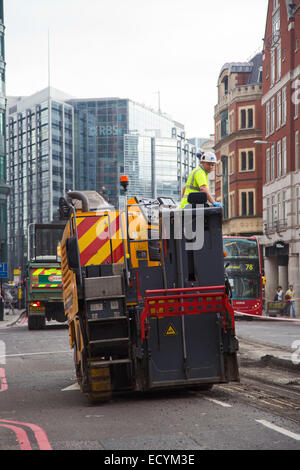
[{"xmin": 98, "ymin": 125, "xmax": 118, "ymax": 136}]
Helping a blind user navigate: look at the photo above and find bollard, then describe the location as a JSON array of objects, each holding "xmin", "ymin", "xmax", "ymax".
[{"xmin": 0, "ymin": 298, "xmax": 3, "ymax": 321}]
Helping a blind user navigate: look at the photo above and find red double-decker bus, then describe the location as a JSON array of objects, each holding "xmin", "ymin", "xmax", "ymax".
[{"xmin": 223, "ymin": 236, "xmax": 263, "ymax": 317}]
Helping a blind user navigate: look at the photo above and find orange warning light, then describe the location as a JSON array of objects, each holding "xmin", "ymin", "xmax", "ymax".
[{"xmin": 120, "ymin": 175, "xmax": 129, "ymax": 193}]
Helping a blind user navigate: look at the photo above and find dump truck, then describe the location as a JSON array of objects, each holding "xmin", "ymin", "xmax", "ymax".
[
  {"xmin": 26, "ymin": 223, "xmax": 66, "ymax": 330},
  {"xmin": 59, "ymin": 189, "xmax": 239, "ymax": 402}
]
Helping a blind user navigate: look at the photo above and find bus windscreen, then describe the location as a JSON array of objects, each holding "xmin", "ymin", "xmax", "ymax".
[
  {"xmin": 223, "ymin": 238, "xmax": 259, "ymax": 259},
  {"xmin": 227, "ymin": 277, "xmax": 260, "ymax": 300}
]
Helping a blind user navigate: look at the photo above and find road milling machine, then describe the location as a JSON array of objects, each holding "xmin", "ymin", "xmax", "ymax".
[{"xmin": 59, "ymin": 188, "xmax": 239, "ymax": 402}]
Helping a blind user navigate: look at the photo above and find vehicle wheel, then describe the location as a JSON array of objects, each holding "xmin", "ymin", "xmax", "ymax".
[
  {"xmin": 28, "ymin": 315, "xmax": 45, "ymax": 330},
  {"xmin": 28, "ymin": 316, "xmax": 35, "ymax": 330},
  {"xmin": 38, "ymin": 315, "xmax": 46, "ymax": 329}
]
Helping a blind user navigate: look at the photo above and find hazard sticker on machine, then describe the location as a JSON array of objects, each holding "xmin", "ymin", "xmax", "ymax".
[{"xmin": 165, "ymin": 324, "xmax": 177, "ymax": 336}]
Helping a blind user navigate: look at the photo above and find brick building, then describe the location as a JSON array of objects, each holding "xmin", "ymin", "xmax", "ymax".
[
  {"xmin": 260, "ymin": 0, "xmax": 300, "ymax": 315},
  {"xmin": 214, "ymin": 54, "xmax": 264, "ymax": 236}
]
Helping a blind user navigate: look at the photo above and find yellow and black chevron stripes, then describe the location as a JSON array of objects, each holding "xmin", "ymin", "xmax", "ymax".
[{"xmin": 76, "ymin": 212, "xmax": 124, "ymax": 266}]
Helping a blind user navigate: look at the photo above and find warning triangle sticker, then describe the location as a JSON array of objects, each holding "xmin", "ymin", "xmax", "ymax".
[{"xmin": 165, "ymin": 324, "xmax": 177, "ymax": 336}]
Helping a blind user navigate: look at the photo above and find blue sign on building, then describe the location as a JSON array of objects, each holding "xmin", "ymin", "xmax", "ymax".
[{"xmin": 0, "ymin": 263, "xmax": 8, "ymax": 278}]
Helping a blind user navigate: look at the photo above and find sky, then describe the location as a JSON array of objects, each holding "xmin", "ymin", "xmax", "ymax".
[{"xmin": 5, "ymin": 0, "xmax": 269, "ymax": 138}]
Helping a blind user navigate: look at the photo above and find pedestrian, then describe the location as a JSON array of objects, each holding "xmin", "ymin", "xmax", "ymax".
[
  {"xmin": 274, "ymin": 286, "xmax": 283, "ymax": 301},
  {"xmin": 180, "ymin": 151, "xmax": 224, "ymax": 209},
  {"xmin": 285, "ymin": 285, "xmax": 296, "ymax": 318},
  {"xmin": 5, "ymin": 290, "xmax": 15, "ymax": 315}
]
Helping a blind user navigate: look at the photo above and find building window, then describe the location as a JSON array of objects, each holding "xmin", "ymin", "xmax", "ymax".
[
  {"xmin": 282, "ymin": 87, "xmax": 287, "ymax": 124},
  {"xmin": 282, "ymin": 48, "xmax": 286, "ymax": 61},
  {"xmin": 282, "ymin": 137, "xmax": 287, "ymax": 174},
  {"xmin": 277, "ymin": 44, "xmax": 281, "ymax": 81},
  {"xmin": 266, "ymin": 197, "xmax": 271, "ymax": 227},
  {"xmin": 296, "ymin": 131, "xmax": 299, "ymax": 171},
  {"xmin": 248, "ymin": 108, "xmax": 253, "ymax": 128},
  {"xmin": 271, "ymin": 97, "xmax": 275, "ymax": 133},
  {"xmin": 277, "ymin": 192, "xmax": 282, "ymax": 221},
  {"xmin": 241, "ymin": 152, "xmax": 247, "ymax": 171},
  {"xmin": 240, "ymin": 149, "xmax": 255, "ymax": 172},
  {"xmin": 240, "ymin": 109, "xmax": 246, "ymax": 129},
  {"xmin": 297, "ymin": 186, "xmax": 300, "ymax": 225},
  {"xmin": 240, "ymin": 190, "xmax": 255, "ymax": 216},
  {"xmin": 241, "ymin": 192, "xmax": 247, "ymax": 216},
  {"xmin": 220, "ymin": 110, "xmax": 228, "ymax": 139},
  {"xmin": 277, "ymin": 92, "xmax": 281, "ymax": 128},
  {"xmin": 271, "ymin": 49, "xmax": 276, "ymax": 86},
  {"xmin": 0, "ymin": 155, "xmax": 4, "ymax": 181},
  {"xmin": 239, "ymin": 106, "xmax": 255, "ymax": 130},
  {"xmin": 248, "ymin": 191, "xmax": 254, "ymax": 216},
  {"xmin": 271, "ymin": 144, "xmax": 275, "ymax": 180},
  {"xmin": 0, "ymin": 112, "xmax": 4, "ymax": 136},
  {"xmin": 272, "ymin": 195, "xmax": 277, "ymax": 224},
  {"xmin": 272, "ymin": 8, "xmax": 280, "ymax": 36},
  {"xmin": 222, "ymin": 75, "xmax": 229, "ymax": 95},
  {"xmin": 266, "ymin": 148, "xmax": 270, "ymax": 182},
  {"xmin": 266, "ymin": 102, "xmax": 270, "ymax": 136},
  {"xmin": 282, "ymin": 190, "xmax": 287, "ymax": 221},
  {"xmin": 295, "ymin": 81, "xmax": 299, "ymax": 118},
  {"xmin": 277, "ymin": 140, "xmax": 282, "ymax": 177}
]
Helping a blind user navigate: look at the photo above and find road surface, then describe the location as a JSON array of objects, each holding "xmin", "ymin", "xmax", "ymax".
[{"xmin": 0, "ymin": 320, "xmax": 299, "ymax": 451}]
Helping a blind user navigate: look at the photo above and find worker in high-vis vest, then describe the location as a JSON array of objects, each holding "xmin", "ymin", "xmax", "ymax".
[{"xmin": 180, "ymin": 151, "xmax": 224, "ymax": 209}]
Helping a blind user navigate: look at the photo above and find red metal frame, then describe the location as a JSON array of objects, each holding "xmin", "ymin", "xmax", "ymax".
[{"xmin": 140, "ymin": 286, "xmax": 235, "ymax": 342}]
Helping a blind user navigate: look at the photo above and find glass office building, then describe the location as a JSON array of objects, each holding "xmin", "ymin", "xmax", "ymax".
[
  {"xmin": 6, "ymin": 91, "xmax": 190, "ymax": 274},
  {"xmin": 69, "ymin": 98, "xmax": 184, "ymax": 206},
  {"xmin": 124, "ymin": 135, "xmax": 197, "ymax": 202},
  {"xmin": 0, "ymin": 0, "xmax": 8, "ymax": 266},
  {"xmin": 7, "ymin": 88, "xmax": 74, "ymax": 272}
]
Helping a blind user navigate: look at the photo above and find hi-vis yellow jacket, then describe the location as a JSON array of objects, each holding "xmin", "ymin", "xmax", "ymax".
[{"xmin": 180, "ymin": 165, "xmax": 209, "ymax": 208}]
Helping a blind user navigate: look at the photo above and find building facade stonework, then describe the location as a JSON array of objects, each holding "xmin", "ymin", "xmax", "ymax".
[
  {"xmin": 214, "ymin": 54, "xmax": 264, "ymax": 237},
  {"xmin": 260, "ymin": 0, "xmax": 300, "ymax": 316},
  {"xmin": 0, "ymin": 1, "xmax": 8, "ymax": 266}
]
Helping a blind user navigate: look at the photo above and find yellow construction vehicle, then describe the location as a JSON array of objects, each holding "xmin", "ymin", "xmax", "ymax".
[{"xmin": 59, "ymin": 186, "xmax": 239, "ymax": 403}]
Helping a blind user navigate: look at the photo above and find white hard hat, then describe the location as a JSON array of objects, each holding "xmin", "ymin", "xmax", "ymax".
[{"xmin": 198, "ymin": 151, "xmax": 217, "ymax": 164}]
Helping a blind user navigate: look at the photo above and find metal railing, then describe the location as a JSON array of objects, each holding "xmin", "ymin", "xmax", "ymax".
[{"xmin": 264, "ymin": 219, "xmax": 288, "ymax": 234}]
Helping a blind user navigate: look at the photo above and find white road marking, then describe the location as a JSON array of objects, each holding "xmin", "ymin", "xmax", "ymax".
[
  {"xmin": 256, "ymin": 419, "xmax": 300, "ymax": 441},
  {"xmin": 204, "ymin": 397, "xmax": 232, "ymax": 408},
  {"xmin": 0, "ymin": 350, "xmax": 71, "ymax": 359},
  {"xmin": 61, "ymin": 382, "xmax": 80, "ymax": 391},
  {"xmin": 85, "ymin": 415, "xmax": 104, "ymax": 418}
]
